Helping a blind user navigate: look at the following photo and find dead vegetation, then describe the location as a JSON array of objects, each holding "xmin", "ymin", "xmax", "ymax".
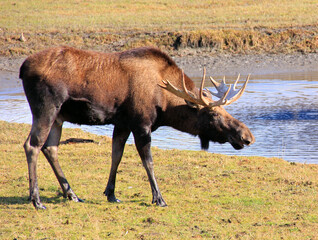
[
  {"xmin": 1, "ymin": 0, "xmax": 318, "ymax": 56},
  {"xmin": 1, "ymin": 27, "xmax": 318, "ymax": 57}
]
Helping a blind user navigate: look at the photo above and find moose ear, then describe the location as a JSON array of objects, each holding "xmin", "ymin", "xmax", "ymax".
[
  {"xmin": 185, "ymin": 100, "xmax": 200, "ymax": 109},
  {"xmin": 185, "ymin": 89, "xmax": 211, "ymax": 109},
  {"xmin": 202, "ymin": 89, "xmax": 212, "ymax": 98}
]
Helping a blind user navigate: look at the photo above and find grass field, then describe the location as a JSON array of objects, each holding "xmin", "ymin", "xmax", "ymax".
[
  {"xmin": 1, "ymin": 121, "xmax": 318, "ymax": 239},
  {"xmin": 1, "ymin": 0, "xmax": 318, "ymax": 56},
  {"xmin": 1, "ymin": 1, "xmax": 318, "ymax": 239},
  {"xmin": 1, "ymin": 0, "xmax": 317, "ymax": 32}
]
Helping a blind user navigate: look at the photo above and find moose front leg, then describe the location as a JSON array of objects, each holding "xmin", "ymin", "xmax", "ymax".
[
  {"xmin": 133, "ymin": 128, "xmax": 167, "ymax": 207},
  {"xmin": 104, "ymin": 126, "xmax": 130, "ymax": 203}
]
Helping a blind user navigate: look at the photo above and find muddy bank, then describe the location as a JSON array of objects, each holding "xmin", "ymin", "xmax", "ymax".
[
  {"xmin": 175, "ymin": 52, "xmax": 318, "ymax": 77},
  {"xmin": 2, "ymin": 27, "xmax": 318, "ymax": 57},
  {"xmin": 1, "ymin": 51, "xmax": 318, "ymax": 78}
]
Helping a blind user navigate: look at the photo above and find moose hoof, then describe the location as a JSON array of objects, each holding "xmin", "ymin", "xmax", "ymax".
[
  {"xmin": 32, "ymin": 200, "xmax": 47, "ymax": 210},
  {"xmin": 104, "ymin": 189, "xmax": 121, "ymax": 203},
  {"xmin": 153, "ymin": 198, "xmax": 167, "ymax": 207},
  {"xmin": 69, "ymin": 195, "xmax": 84, "ymax": 203},
  {"xmin": 107, "ymin": 195, "xmax": 121, "ymax": 203},
  {"xmin": 66, "ymin": 190, "xmax": 84, "ymax": 203}
]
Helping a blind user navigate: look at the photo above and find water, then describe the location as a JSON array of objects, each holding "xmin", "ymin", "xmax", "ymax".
[{"xmin": 1, "ymin": 70, "xmax": 317, "ymax": 164}]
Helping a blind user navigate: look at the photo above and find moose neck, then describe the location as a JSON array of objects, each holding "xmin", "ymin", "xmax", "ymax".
[{"xmin": 163, "ymin": 104, "xmax": 200, "ymax": 136}]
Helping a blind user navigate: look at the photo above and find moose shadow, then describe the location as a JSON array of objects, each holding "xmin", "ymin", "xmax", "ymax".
[
  {"xmin": 0, "ymin": 195, "xmax": 150, "ymax": 207},
  {"xmin": 0, "ymin": 194, "xmax": 66, "ymax": 206}
]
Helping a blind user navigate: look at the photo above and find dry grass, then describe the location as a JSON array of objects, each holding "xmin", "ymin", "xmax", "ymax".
[
  {"xmin": 1, "ymin": 121, "xmax": 318, "ymax": 239},
  {"xmin": 0, "ymin": 0, "xmax": 318, "ymax": 56},
  {"xmin": 1, "ymin": 0, "xmax": 318, "ymax": 31}
]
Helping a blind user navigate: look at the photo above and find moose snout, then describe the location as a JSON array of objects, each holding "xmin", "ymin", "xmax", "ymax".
[
  {"xmin": 229, "ymin": 127, "xmax": 255, "ymax": 150},
  {"xmin": 241, "ymin": 134, "xmax": 255, "ymax": 146},
  {"xmin": 240, "ymin": 126, "xmax": 255, "ymax": 146}
]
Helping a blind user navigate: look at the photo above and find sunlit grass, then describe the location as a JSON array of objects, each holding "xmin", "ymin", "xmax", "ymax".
[
  {"xmin": 1, "ymin": 0, "xmax": 318, "ymax": 56},
  {"xmin": 1, "ymin": 121, "xmax": 318, "ymax": 239},
  {"xmin": 1, "ymin": 0, "xmax": 318, "ymax": 32}
]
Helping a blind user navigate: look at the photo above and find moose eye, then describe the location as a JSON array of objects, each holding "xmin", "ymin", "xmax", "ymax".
[{"xmin": 211, "ymin": 111, "xmax": 219, "ymax": 117}]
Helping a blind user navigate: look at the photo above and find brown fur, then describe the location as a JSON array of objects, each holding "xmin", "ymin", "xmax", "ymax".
[{"xmin": 20, "ymin": 46, "xmax": 254, "ymax": 208}]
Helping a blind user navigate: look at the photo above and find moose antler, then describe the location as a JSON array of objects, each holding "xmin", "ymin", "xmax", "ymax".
[
  {"xmin": 209, "ymin": 73, "xmax": 250, "ymax": 106},
  {"xmin": 160, "ymin": 68, "xmax": 250, "ymax": 108}
]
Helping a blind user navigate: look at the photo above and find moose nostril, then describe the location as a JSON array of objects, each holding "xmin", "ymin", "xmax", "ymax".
[
  {"xmin": 244, "ymin": 139, "xmax": 251, "ymax": 145},
  {"xmin": 241, "ymin": 136, "xmax": 251, "ymax": 145}
]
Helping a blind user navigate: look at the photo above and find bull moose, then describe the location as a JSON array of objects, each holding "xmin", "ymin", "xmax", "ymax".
[{"xmin": 19, "ymin": 46, "xmax": 255, "ymax": 209}]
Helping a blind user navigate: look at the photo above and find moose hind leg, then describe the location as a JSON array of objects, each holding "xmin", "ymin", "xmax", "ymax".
[
  {"xmin": 104, "ymin": 126, "xmax": 130, "ymax": 203},
  {"xmin": 24, "ymin": 119, "xmax": 55, "ymax": 209},
  {"xmin": 41, "ymin": 121, "xmax": 83, "ymax": 203},
  {"xmin": 133, "ymin": 128, "xmax": 167, "ymax": 207}
]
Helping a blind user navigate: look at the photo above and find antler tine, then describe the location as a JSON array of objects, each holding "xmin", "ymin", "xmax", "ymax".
[
  {"xmin": 181, "ymin": 69, "xmax": 190, "ymax": 94},
  {"xmin": 199, "ymin": 68, "xmax": 206, "ymax": 97},
  {"xmin": 224, "ymin": 74, "xmax": 250, "ymax": 105},
  {"xmin": 207, "ymin": 84, "xmax": 231, "ymax": 108},
  {"xmin": 209, "ymin": 76, "xmax": 221, "ymax": 89},
  {"xmin": 159, "ymin": 69, "xmax": 210, "ymax": 107},
  {"xmin": 233, "ymin": 74, "xmax": 240, "ymax": 89},
  {"xmin": 180, "ymin": 69, "xmax": 206, "ymax": 104},
  {"xmin": 199, "ymin": 68, "xmax": 211, "ymax": 106},
  {"xmin": 209, "ymin": 75, "xmax": 228, "ymax": 98}
]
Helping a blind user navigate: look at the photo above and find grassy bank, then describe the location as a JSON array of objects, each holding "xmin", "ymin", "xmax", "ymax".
[
  {"xmin": 0, "ymin": 120, "xmax": 317, "ymax": 239},
  {"xmin": 1, "ymin": 0, "xmax": 318, "ymax": 56}
]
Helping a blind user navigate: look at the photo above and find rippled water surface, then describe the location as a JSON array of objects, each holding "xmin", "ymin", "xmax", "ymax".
[{"xmin": 1, "ymin": 70, "xmax": 317, "ymax": 164}]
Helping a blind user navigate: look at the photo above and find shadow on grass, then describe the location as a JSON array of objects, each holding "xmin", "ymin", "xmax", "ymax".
[
  {"xmin": 0, "ymin": 195, "xmax": 67, "ymax": 206},
  {"xmin": 128, "ymin": 199, "xmax": 152, "ymax": 207},
  {"xmin": 0, "ymin": 194, "xmax": 153, "ymax": 207}
]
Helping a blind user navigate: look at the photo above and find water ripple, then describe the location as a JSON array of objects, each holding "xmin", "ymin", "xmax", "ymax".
[{"xmin": 1, "ymin": 71, "xmax": 318, "ymax": 164}]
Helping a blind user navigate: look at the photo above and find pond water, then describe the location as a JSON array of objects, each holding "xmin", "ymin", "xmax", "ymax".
[{"xmin": 1, "ymin": 70, "xmax": 317, "ymax": 164}]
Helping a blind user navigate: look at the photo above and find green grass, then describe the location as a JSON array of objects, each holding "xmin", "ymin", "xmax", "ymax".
[
  {"xmin": 1, "ymin": 0, "xmax": 318, "ymax": 56},
  {"xmin": 1, "ymin": 121, "xmax": 318, "ymax": 239},
  {"xmin": 1, "ymin": 0, "xmax": 318, "ymax": 32}
]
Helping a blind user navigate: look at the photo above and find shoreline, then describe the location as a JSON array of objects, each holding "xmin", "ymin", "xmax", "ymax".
[
  {"xmin": 1, "ymin": 50, "xmax": 317, "ymax": 164},
  {"xmin": 1, "ymin": 51, "xmax": 318, "ymax": 78},
  {"xmin": 175, "ymin": 52, "xmax": 318, "ymax": 77}
]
